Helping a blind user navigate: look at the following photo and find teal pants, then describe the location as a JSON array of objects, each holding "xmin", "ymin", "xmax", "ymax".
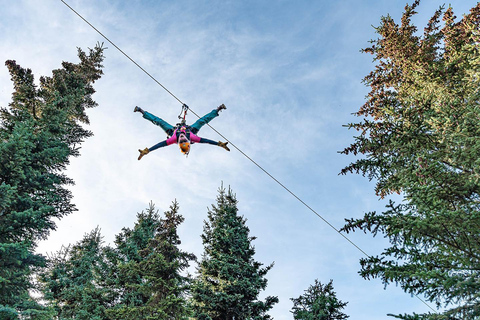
[
  {"xmin": 143, "ymin": 109, "xmax": 219, "ymax": 135},
  {"xmin": 190, "ymin": 109, "xmax": 219, "ymax": 133}
]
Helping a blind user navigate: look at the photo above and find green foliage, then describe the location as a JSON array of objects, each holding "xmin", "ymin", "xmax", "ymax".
[
  {"xmin": 192, "ymin": 186, "xmax": 278, "ymax": 320},
  {"xmin": 340, "ymin": 1, "xmax": 480, "ymax": 318},
  {"xmin": 39, "ymin": 227, "xmax": 111, "ymax": 320},
  {"xmin": 290, "ymin": 279, "xmax": 348, "ymax": 320},
  {"xmin": 0, "ymin": 44, "xmax": 105, "ymax": 317},
  {"xmin": 40, "ymin": 202, "xmax": 195, "ymax": 320},
  {"xmin": 0, "ymin": 241, "xmax": 43, "ymax": 306},
  {"xmin": 0, "ymin": 305, "xmax": 18, "ymax": 320},
  {"xmin": 105, "ymin": 201, "xmax": 196, "ymax": 320},
  {"xmin": 104, "ymin": 203, "xmax": 164, "ymax": 310}
]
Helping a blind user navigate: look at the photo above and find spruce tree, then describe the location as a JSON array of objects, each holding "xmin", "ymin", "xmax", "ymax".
[
  {"xmin": 340, "ymin": 2, "xmax": 480, "ymax": 318},
  {"xmin": 291, "ymin": 280, "xmax": 348, "ymax": 320},
  {"xmin": 39, "ymin": 227, "xmax": 111, "ymax": 320},
  {"xmin": 104, "ymin": 202, "xmax": 163, "ymax": 311},
  {"xmin": 192, "ymin": 186, "xmax": 278, "ymax": 320},
  {"xmin": 105, "ymin": 202, "xmax": 196, "ymax": 320},
  {"xmin": 0, "ymin": 44, "xmax": 105, "ymax": 317}
]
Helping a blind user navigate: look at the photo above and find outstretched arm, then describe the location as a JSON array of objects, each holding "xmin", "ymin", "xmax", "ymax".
[
  {"xmin": 197, "ymin": 137, "xmax": 230, "ymax": 151},
  {"xmin": 138, "ymin": 139, "xmax": 171, "ymax": 160},
  {"xmin": 189, "ymin": 132, "xmax": 229, "ymax": 151}
]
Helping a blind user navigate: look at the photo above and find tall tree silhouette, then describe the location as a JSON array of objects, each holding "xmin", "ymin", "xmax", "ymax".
[
  {"xmin": 341, "ymin": 2, "xmax": 480, "ymax": 318},
  {"xmin": 192, "ymin": 186, "xmax": 278, "ymax": 320},
  {"xmin": 0, "ymin": 44, "xmax": 105, "ymax": 318},
  {"xmin": 105, "ymin": 202, "xmax": 196, "ymax": 320},
  {"xmin": 40, "ymin": 228, "xmax": 110, "ymax": 320}
]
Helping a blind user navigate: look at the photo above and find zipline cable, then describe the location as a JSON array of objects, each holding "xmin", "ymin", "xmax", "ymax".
[
  {"xmin": 189, "ymin": 106, "xmax": 371, "ymax": 257},
  {"xmin": 60, "ymin": 0, "xmax": 184, "ymax": 106},
  {"xmin": 59, "ymin": 0, "xmax": 368, "ymax": 259},
  {"xmin": 59, "ymin": 0, "xmax": 436, "ymax": 313}
]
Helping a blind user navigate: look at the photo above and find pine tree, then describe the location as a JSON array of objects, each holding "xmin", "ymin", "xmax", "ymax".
[
  {"xmin": 105, "ymin": 201, "xmax": 196, "ymax": 320},
  {"xmin": 0, "ymin": 44, "xmax": 105, "ymax": 317},
  {"xmin": 340, "ymin": 2, "xmax": 480, "ymax": 318},
  {"xmin": 290, "ymin": 280, "xmax": 348, "ymax": 320},
  {"xmin": 192, "ymin": 186, "xmax": 278, "ymax": 320},
  {"xmin": 104, "ymin": 202, "xmax": 163, "ymax": 312},
  {"xmin": 39, "ymin": 227, "xmax": 111, "ymax": 320}
]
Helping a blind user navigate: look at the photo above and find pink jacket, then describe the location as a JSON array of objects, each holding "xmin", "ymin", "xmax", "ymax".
[{"xmin": 165, "ymin": 127, "xmax": 202, "ymax": 145}]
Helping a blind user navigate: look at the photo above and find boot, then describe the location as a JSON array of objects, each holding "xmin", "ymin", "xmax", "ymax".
[{"xmin": 134, "ymin": 106, "xmax": 144, "ymax": 114}]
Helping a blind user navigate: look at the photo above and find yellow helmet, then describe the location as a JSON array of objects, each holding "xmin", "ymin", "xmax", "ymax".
[{"xmin": 179, "ymin": 141, "xmax": 190, "ymax": 154}]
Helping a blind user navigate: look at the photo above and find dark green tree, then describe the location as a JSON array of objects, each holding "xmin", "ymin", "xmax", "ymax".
[
  {"xmin": 105, "ymin": 201, "xmax": 196, "ymax": 320},
  {"xmin": 192, "ymin": 186, "xmax": 278, "ymax": 320},
  {"xmin": 340, "ymin": 1, "xmax": 480, "ymax": 319},
  {"xmin": 0, "ymin": 44, "xmax": 105, "ymax": 318},
  {"xmin": 104, "ymin": 202, "xmax": 163, "ymax": 312},
  {"xmin": 39, "ymin": 227, "xmax": 111, "ymax": 320},
  {"xmin": 290, "ymin": 279, "xmax": 348, "ymax": 320}
]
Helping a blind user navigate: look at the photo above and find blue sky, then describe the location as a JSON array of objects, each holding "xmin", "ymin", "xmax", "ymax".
[{"xmin": 1, "ymin": 0, "xmax": 476, "ymax": 319}]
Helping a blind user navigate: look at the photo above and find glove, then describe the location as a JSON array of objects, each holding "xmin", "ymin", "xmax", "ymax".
[
  {"xmin": 217, "ymin": 104, "xmax": 226, "ymax": 112},
  {"xmin": 218, "ymin": 141, "xmax": 230, "ymax": 151},
  {"xmin": 138, "ymin": 148, "xmax": 150, "ymax": 160}
]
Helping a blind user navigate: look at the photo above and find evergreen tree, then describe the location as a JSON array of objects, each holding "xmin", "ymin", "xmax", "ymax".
[
  {"xmin": 105, "ymin": 201, "xmax": 196, "ymax": 320},
  {"xmin": 39, "ymin": 227, "xmax": 111, "ymax": 320},
  {"xmin": 192, "ymin": 186, "xmax": 278, "ymax": 320},
  {"xmin": 290, "ymin": 280, "xmax": 348, "ymax": 320},
  {"xmin": 0, "ymin": 44, "xmax": 105, "ymax": 317},
  {"xmin": 104, "ymin": 202, "xmax": 163, "ymax": 311},
  {"xmin": 340, "ymin": 2, "xmax": 480, "ymax": 318}
]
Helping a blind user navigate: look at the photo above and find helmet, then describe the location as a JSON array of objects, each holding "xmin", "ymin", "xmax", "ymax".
[{"xmin": 179, "ymin": 141, "xmax": 190, "ymax": 154}]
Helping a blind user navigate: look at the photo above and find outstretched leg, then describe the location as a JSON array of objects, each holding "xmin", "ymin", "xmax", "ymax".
[
  {"xmin": 134, "ymin": 106, "xmax": 174, "ymax": 135},
  {"xmin": 190, "ymin": 104, "xmax": 226, "ymax": 134}
]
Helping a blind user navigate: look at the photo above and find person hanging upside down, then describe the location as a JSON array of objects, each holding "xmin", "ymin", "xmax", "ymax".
[{"xmin": 134, "ymin": 104, "xmax": 230, "ymax": 160}]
